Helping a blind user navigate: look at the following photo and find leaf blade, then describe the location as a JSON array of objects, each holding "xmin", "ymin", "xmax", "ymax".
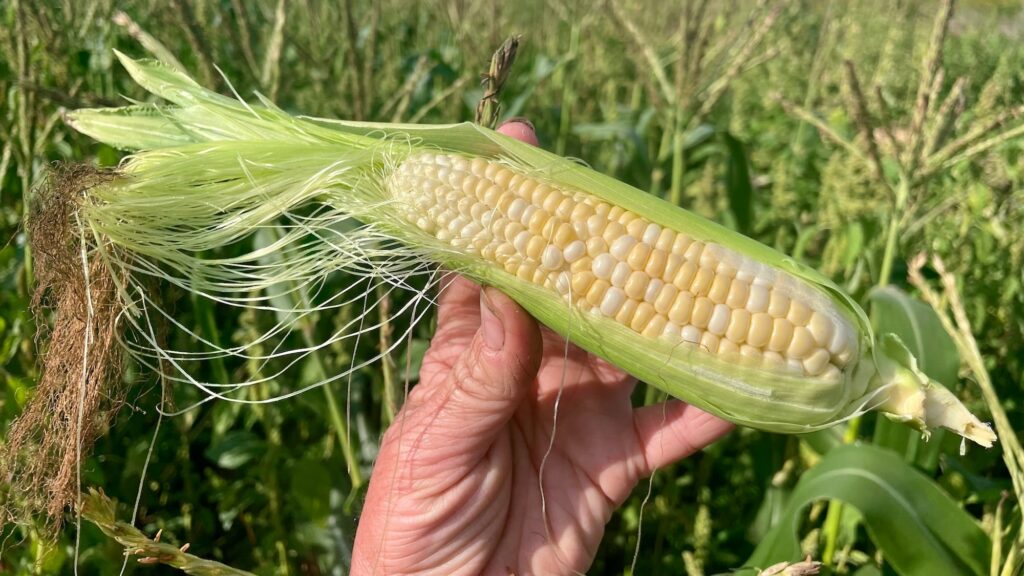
[{"xmin": 746, "ymin": 444, "xmax": 989, "ymax": 575}]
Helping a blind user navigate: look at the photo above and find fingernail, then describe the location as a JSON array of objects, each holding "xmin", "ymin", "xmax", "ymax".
[
  {"xmin": 480, "ymin": 288, "xmax": 505, "ymax": 351},
  {"xmin": 505, "ymin": 117, "xmax": 535, "ymax": 132},
  {"xmin": 497, "ymin": 118, "xmax": 540, "ymax": 146}
]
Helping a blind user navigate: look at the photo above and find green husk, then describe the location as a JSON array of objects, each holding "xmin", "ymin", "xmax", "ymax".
[{"xmin": 63, "ymin": 52, "xmax": 994, "ymax": 445}]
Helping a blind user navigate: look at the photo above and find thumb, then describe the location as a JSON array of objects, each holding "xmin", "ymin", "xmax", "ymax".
[{"xmin": 424, "ymin": 286, "xmax": 542, "ymax": 457}]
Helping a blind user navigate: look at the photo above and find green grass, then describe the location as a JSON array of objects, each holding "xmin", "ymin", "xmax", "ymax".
[{"xmin": 1, "ymin": 0, "xmax": 1023, "ymax": 574}]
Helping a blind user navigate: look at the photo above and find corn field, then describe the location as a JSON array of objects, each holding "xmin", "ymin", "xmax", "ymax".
[{"xmin": 1, "ymin": 0, "xmax": 1023, "ymax": 574}]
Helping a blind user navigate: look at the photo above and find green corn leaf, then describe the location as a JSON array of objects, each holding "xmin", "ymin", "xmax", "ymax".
[
  {"xmin": 869, "ymin": 286, "xmax": 960, "ymax": 388},
  {"xmin": 744, "ymin": 444, "xmax": 990, "ymax": 576}
]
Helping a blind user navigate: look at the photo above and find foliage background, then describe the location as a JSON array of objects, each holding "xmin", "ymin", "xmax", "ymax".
[{"xmin": 1, "ymin": 0, "xmax": 1023, "ymax": 574}]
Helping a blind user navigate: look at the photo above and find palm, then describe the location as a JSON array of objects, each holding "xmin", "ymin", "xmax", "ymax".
[{"xmin": 422, "ymin": 321, "xmax": 642, "ymax": 573}]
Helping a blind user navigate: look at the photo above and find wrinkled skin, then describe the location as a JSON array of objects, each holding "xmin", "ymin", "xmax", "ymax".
[{"xmin": 351, "ymin": 121, "xmax": 733, "ymax": 575}]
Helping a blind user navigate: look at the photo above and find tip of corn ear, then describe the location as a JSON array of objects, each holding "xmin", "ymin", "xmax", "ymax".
[
  {"xmin": 920, "ymin": 380, "xmax": 996, "ymax": 448},
  {"xmin": 958, "ymin": 421, "xmax": 998, "ymax": 449},
  {"xmin": 880, "ymin": 381, "xmax": 999, "ymax": 448},
  {"xmin": 882, "ymin": 377, "xmax": 997, "ymax": 448},
  {"xmin": 875, "ymin": 333, "xmax": 996, "ymax": 448}
]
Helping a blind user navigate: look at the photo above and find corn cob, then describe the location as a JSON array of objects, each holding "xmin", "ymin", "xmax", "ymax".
[
  {"xmin": 64, "ymin": 53, "xmax": 996, "ymax": 447},
  {"xmin": 389, "ymin": 152, "xmax": 855, "ymax": 379}
]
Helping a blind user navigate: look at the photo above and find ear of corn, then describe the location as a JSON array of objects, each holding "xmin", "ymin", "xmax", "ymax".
[{"xmin": 66, "ymin": 53, "xmax": 995, "ymax": 446}]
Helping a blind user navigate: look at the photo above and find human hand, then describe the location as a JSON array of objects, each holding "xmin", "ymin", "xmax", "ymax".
[{"xmin": 351, "ymin": 120, "xmax": 734, "ymax": 575}]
